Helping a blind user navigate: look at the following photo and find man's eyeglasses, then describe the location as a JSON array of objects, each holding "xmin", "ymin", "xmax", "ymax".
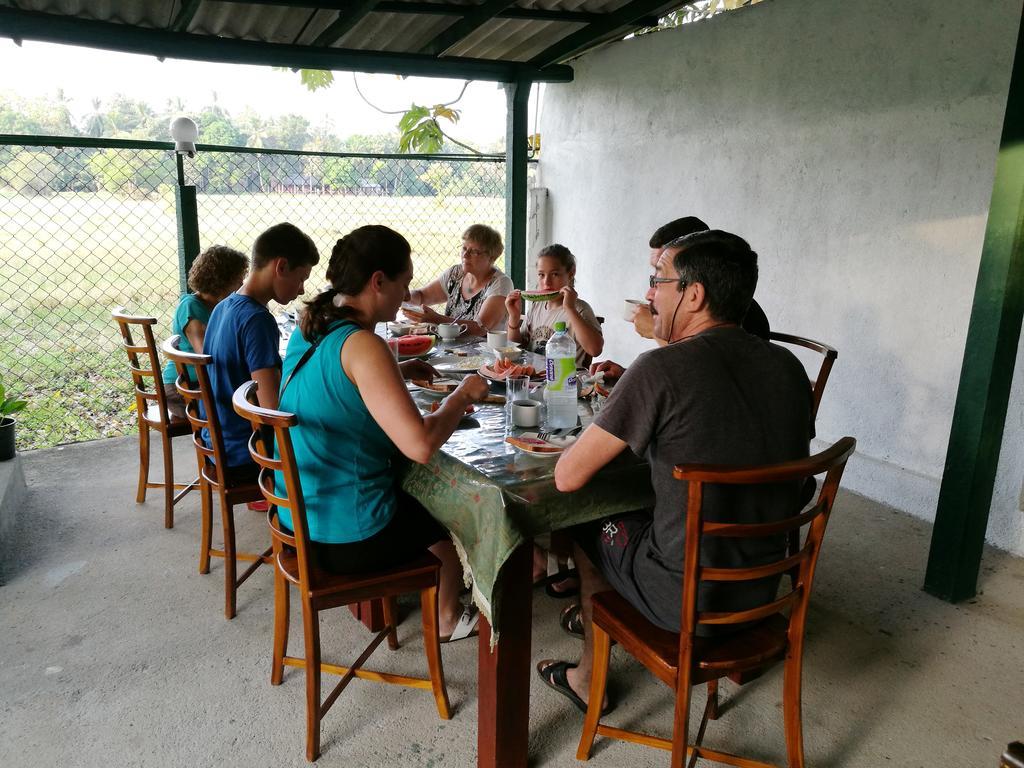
[{"xmin": 649, "ymin": 275, "xmax": 687, "ymax": 290}]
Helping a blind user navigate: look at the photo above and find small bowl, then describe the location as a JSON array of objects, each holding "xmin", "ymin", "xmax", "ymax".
[
  {"xmin": 387, "ymin": 321, "xmax": 413, "ymax": 336},
  {"xmin": 492, "ymin": 344, "xmax": 522, "ymax": 359}
]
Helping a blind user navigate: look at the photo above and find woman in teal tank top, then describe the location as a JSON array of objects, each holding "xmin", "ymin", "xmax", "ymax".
[{"xmin": 278, "ymin": 226, "xmax": 490, "ymax": 642}]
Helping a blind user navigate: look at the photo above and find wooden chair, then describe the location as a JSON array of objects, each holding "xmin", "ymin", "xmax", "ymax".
[
  {"xmin": 112, "ymin": 307, "xmax": 197, "ymax": 529},
  {"xmin": 232, "ymin": 380, "xmax": 451, "ymax": 762},
  {"xmin": 768, "ymin": 332, "xmax": 838, "ymax": 422},
  {"xmin": 161, "ymin": 336, "xmax": 271, "ymax": 619},
  {"xmin": 577, "ymin": 436, "xmax": 857, "ymax": 768}
]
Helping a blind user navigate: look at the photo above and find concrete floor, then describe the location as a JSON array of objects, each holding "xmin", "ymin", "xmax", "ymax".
[{"xmin": 1, "ymin": 436, "xmax": 1021, "ymax": 768}]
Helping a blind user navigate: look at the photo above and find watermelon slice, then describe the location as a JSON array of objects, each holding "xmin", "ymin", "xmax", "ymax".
[
  {"xmin": 520, "ymin": 290, "xmax": 561, "ymax": 302},
  {"xmin": 394, "ymin": 335, "xmax": 435, "ymax": 357}
]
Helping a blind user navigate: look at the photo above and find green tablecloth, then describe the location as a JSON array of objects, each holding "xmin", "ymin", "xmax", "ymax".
[{"xmin": 400, "ymin": 391, "xmax": 653, "ymax": 640}]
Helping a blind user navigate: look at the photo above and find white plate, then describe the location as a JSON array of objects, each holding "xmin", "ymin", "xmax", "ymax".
[
  {"xmin": 432, "ymin": 354, "xmax": 492, "ymax": 373},
  {"xmin": 479, "ymin": 363, "xmax": 544, "ymax": 381},
  {"xmin": 407, "ymin": 378, "xmax": 460, "ymax": 397}
]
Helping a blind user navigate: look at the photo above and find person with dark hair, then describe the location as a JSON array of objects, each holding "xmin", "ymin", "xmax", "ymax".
[
  {"xmin": 160, "ymin": 245, "xmax": 249, "ymax": 419},
  {"xmin": 596, "ymin": 216, "xmax": 771, "ymax": 384},
  {"xmin": 404, "ymin": 223, "xmax": 513, "ymax": 336},
  {"xmin": 635, "ymin": 216, "xmax": 769, "ymax": 341},
  {"xmin": 505, "ymin": 243, "xmax": 604, "ymax": 367},
  {"xmin": 537, "ymin": 230, "xmax": 813, "ymax": 715},
  {"xmin": 279, "ymin": 225, "xmax": 490, "ymax": 642},
  {"xmin": 204, "ymin": 222, "xmax": 320, "ymax": 483}
]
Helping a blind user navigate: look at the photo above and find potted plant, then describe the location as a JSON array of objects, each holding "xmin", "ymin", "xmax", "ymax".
[{"xmin": 0, "ymin": 374, "xmax": 27, "ymax": 461}]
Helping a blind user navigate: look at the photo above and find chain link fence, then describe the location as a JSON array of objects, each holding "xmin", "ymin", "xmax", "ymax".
[{"xmin": 0, "ymin": 138, "xmax": 506, "ymax": 450}]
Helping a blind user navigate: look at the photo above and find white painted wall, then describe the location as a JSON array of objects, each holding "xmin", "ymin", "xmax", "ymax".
[{"xmin": 537, "ymin": 0, "xmax": 1024, "ymax": 553}]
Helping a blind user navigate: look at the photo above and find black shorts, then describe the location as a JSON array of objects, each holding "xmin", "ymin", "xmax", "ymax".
[
  {"xmin": 311, "ymin": 490, "xmax": 448, "ymax": 576},
  {"xmin": 574, "ymin": 511, "xmax": 782, "ymax": 638},
  {"xmin": 572, "ymin": 511, "xmax": 676, "ymax": 631}
]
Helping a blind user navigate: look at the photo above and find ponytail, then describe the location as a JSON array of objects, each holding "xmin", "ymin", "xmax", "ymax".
[{"xmin": 299, "ymin": 227, "xmax": 411, "ymax": 341}]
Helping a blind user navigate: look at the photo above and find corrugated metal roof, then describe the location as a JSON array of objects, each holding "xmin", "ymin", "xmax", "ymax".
[{"xmin": 0, "ymin": 0, "xmax": 684, "ymax": 81}]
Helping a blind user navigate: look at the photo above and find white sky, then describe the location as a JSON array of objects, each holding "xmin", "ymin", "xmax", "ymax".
[{"xmin": 0, "ymin": 39, "xmax": 524, "ymax": 147}]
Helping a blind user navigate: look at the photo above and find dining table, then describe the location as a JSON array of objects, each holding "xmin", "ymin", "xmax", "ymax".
[{"xmin": 397, "ymin": 335, "xmax": 654, "ymax": 768}]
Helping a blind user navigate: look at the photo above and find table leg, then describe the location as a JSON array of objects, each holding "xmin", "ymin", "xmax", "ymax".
[
  {"xmin": 478, "ymin": 542, "xmax": 533, "ymax": 768},
  {"xmin": 348, "ymin": 599, "xmax": 385, "ymax": 632}
]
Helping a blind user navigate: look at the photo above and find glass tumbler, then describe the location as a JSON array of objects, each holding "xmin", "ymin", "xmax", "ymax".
[{"xmin": 505, "ymin": 375, "xmax": 531, "ymax": 422}]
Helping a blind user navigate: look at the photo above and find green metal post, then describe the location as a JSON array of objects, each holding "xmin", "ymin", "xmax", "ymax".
[
  {"xmin": 504, "ymin": 80, "xmax": 531, "ymax": 289},
  {"xmin": 174, "ymin": 153, "xmax": 201, "ymax": 295},
  {"xmin": 924, "ymin": 11, "xmax": 1024, "ymax": 602}
]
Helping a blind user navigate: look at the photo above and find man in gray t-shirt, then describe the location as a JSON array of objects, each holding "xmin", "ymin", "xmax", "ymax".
[{"xmin": 537, "ymin": 230, "xmax": 812, "ymax": 716}]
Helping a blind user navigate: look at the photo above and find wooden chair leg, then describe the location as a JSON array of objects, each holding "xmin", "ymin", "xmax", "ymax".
[
  {"xmin": 419, "ymin": 585, "xmax": 451, "ymax": 720},
  {"xmin": 222, "ymin": 501, "xmax": 238, "ymax": 619},
  {"xmin": 707, "ymin": 678, "xmax": 720, "ymax": 720},
  {"xmin": 576, "ymin": 624, "xmax": 611, "ymax": 760},
  {"xmin": 198, "ymin": 478, "xmax": 213, "ymax": 575},
  {"xmin": 670, "ymin": 666, "xmax": 694, "ymax": 768},
  {"xmin": 160, "ymin": 430, "xmax": 175, "ymax": 529},
  {"xmin": 783, "ymin": 655, "xmax": 805, "ymax": 768},
  {"xmin": 383, "ymin": 596, "xmax": 400, "ymax": 650},
  {"xmin": 271, "ymin": 560, "xmax": 290, "ymax": 686},
  {"xmin": 301, "ymin": 600, "xmax": 322, "ymax": 762},
  {"xmin": 136, "ymin": 423, "xmax": 150, "ymax": 503}
]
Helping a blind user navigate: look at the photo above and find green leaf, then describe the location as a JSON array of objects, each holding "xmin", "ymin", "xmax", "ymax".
[
  {"xmin": 398, "ymin": 105, "xmax": 430, "ymax": 133},
  {"xmin": 1, "ymin": 398, "xmax": 26, "ymax": 416},
  {"xmin": 0, "ymin": 382, "xmax": 5, "ymax": 403},
  {"xmin": 298, "ymin": 69, "xmax": 335, "ymax": 92}
]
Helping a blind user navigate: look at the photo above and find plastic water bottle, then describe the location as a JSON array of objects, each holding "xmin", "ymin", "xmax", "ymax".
[{"xmin": 544, "ymin": 321, "xmax": 578, "ymax": 429}]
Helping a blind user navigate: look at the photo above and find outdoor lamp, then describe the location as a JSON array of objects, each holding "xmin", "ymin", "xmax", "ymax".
[{"xmin": 170, "ymin": 116, "xmax": 198, "ymax": 157}]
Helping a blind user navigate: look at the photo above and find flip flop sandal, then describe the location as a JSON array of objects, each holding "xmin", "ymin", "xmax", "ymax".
[
  {"xmin": 440, "ymin": 604, "xmax": 479, "ymax": 644},
  {"xmin": 544, "ymin": 568, "xmax": 580, "ymax": 599},
  {"xmin": 536, "ymin": 660, "xmax": 613, "ymax": 716},
  {"xmin": 560, "ymin": 603, "xmax": 584, "ymax": 638}
]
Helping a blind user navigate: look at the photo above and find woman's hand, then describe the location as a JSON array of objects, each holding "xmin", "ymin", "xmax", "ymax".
[
  {"xmin": 399, "ymin": 359, "xmax": 439, "ymax": 382},
  {"xmin": 456, "ymin": 374, "xmax": 491, "ymax": 403},
  {"xmin": 505, "ymin": 290, "xmax": 523, "ymax": 325}
]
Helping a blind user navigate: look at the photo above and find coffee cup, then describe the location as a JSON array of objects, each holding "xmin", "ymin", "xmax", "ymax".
[
  {"xmin": 435, "ymin": 322, "xmax": 467, "ymax": 340},
  {"xmin": 623, "ymin": 299, "xmax": 645, "ymax": 322},
  {"xmin": 487, "ymin": 330, "xmax": 508, "ymax": 349},
  {"xmin": 511, "ymin": 400, "xmax": 540, "ymax": 428}
]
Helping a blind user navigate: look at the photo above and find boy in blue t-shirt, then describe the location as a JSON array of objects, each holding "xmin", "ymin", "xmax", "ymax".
[{"xmin": 205, "ymin": 222, "xmax": 320, "ymax": 478}]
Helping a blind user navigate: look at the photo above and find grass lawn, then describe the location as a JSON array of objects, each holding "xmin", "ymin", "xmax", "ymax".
[{"xmin": 0, "ymin": 190, "xmax": 504, "ymax": 449}]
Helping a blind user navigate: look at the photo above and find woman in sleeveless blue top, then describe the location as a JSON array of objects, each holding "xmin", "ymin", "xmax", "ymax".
[{"xmin": 278, "ymin": 226, "xmax": 490, "ymax": 642}]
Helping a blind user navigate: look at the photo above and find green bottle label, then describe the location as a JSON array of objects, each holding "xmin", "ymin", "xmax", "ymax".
[{"xmin": 546, "ymin": 357, "xmax": 577, "ymax": 392}]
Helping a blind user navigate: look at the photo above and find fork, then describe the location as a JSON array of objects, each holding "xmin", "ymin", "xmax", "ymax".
[{"xmin": 537, "ymin": 425, "xmax": 582, "ymax": 442}]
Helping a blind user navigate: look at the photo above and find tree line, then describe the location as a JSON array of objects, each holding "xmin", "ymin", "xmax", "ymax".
[{"xmin": 0, "ymin": 91, "xmax": 504, "ymax": 199}]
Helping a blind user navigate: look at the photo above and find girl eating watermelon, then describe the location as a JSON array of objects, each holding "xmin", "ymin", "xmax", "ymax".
[{"xmin": 505, "ymin": 244, "xmax": 604, "ymax": 367}]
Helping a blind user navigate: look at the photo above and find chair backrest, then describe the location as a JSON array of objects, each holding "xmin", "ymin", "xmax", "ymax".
[
  {"xmin": 161, "ymin": 335, "xmax": 232, "ymax": 486},
  {"xmin": 112, "ymin": 306, "xmax": 173, "ymax": 425},
  {"xmin": 672, "ymin": 437, "xmax": 856, "ymax": 675},
  {"xmin": 231, "ymin": 380, "xmax": 316, "ymax": 587},
  {"xmin": 768, "ymin": 332, "xmax": 838, "ymax": 421}
]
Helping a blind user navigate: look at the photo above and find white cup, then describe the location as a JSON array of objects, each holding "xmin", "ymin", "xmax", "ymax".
[
  {"xmin": 511, "ymin": 400, "xmax": 541, "ymax": 428},
  {"xmin": 487, "ymin": 330, "xmax": 508, "ymax": 349},
  {"xmin": 623, "ymin": 299, "xmax": 645, "ymax": 322},
  {"xmin": 436, "ymin": 322, "xmax": 467, "ymax": 340}
]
